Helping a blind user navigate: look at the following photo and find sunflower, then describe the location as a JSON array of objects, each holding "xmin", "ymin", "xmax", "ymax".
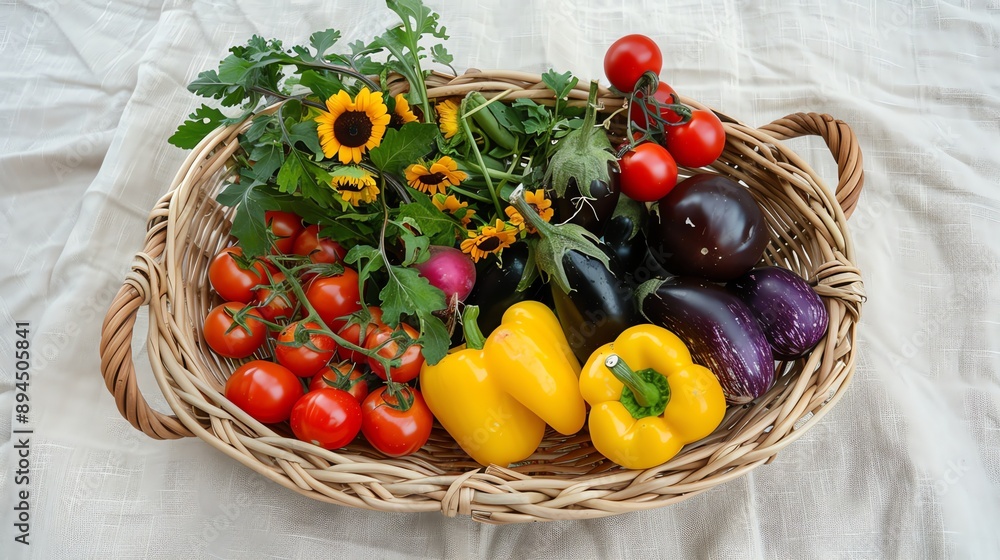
[
  {"xmin": 315, "ymin": 87, "xmax": 391, "ymax": 164},
  {"xmin": 503, "ymin": 189, "xmax": 553, "ymax": 232},
  {"xmin": 432, "ymin": 193, "xmax": 476, "ymax": 226},
  {"xmin": 404, "ymin": 156, "xmax": 468, "ymax": 196},
  {"xmin": 460, "ymin": 219, "xmax": 517, "ymax": 262},
  {"xmin": 436, "ymin": 98, "xmax": 461, "ymax": 139},
  {"xmin": 330, "ymin": 167, "xmax": 380, "ymax": 206},
  {"xmin": 390, "ymin": 94, "xmax": 419, "ymax": 127}
]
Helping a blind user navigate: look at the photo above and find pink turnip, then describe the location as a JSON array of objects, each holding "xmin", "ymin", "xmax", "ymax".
[{"xmin": 414, "ymin": 245, "xmax": 477, "ymax": 303}]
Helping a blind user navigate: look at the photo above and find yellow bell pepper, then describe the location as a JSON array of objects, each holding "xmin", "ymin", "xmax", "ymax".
[
  {"xmin": 420, "ymin": 302, "xmax": 586, "ymax": 466},
  {"xmin": 579, "ymin": 324, "xmax": 726, "ymax": 470}
]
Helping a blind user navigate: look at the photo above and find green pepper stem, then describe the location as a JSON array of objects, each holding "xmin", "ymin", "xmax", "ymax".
[
  {"xmin": 604, "ymin": 354, "xmax": 661, "ymax": 408},
  {"xmin": 461, "ymin": 305, "xmax": 487, "ymax": 351}
]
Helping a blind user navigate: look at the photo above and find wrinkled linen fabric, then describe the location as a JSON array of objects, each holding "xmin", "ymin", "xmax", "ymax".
[{"xmin": 1, "ymin": 1, "xmax": 998, "ymax": 558}]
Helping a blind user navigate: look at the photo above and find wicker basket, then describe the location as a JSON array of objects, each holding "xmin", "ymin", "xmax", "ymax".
[{"xmin": 99, "ymin": 69, "xmax": 865, "ymax": 524}]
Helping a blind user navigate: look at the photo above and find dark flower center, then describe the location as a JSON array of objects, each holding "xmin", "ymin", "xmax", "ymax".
[
  {"xmin": 334, "ymin": 111, "xmax": 373, "ymax": 147},
  {"xmin": 419, "ymin": 172, "xmax": 446, "ymax": 185},
  {"xmin": 338, "ymin": 181, "xmax": 364, "ymax": 193},
  {"xmin": 476, "ymin": 235, "xmax": 502, "ymax": 252}
]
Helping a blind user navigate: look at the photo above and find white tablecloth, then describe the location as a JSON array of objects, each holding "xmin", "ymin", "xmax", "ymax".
[{"xmin": 2, "ymin": 0, "xmax": 998, "ymax": 558}]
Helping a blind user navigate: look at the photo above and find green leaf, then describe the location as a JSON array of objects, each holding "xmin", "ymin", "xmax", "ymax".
[
  {"xmin": 275, "ymin": 155, "xmax": 305, "ymax": 194},
  {"xmin": 310, "ymin": 29, "xmax": 342, "ymax": 58},
  {"xmin": 368, "ymin": 122, "xmax": 438, "ymax": 175},
  {"xmin": 486, "ymin": 101, "xmax": 525, "ymax": 135},
  {"xmin": 247, "ymin": 142, "xmax": 284, "ymax": 183},
  {"xmin": 512, "ymin": 98, "xmax": 552, "ymax": 136},
  {"xmin": 414, "ymin": 310, "xmax": 449, "ymax": 365},
  {"xmin": 168, "ymin": 105, "xmax": 227, "ymax": 149},
  {"xmin": 386, "ymin": 0, "xmax": 449, "ymax": 40},
  {"xmin": 393, "ymin": 191, "xmax": 459, "ymax": 246},
  {"xmin": 216, "ymin": 177, "xmax": 274, "ymax": 257},
  {"xmin": 431, "ymin": 43, "xmax": 453, "ymax": 67},
  {"xmin": 541, "ymin": 69, "xmax": 578, "ymax": 101},
  {"xmin": 287, "ymin": 119, "xmax": 323, "ymax": 157},
  {"xmin": 299, "ymin": 70, "xmax": 344, "ymax": 102},
  {"xmin": 392, "ymin": 221, "xmax": 430, "ymax": 266},
  {"xmin": 344, "ymin": 244, "xmax": 386, "ymax": 294},
  {"xmin": 379, "ymin": 265, "xmax": 449, "ymax": 364}
]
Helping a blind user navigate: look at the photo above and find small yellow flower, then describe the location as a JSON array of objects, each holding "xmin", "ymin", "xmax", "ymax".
[
  {"xmin": 433, "ymin": 193, "xmax": 476, "ymax": 226},
  {"xmin": 330, "ymin": 167, "xmax": 380, "ymax": 206},
  {"xmin": 436, "ymin": 98, "xmax": 461, "ymax": 139},
  {"xmin": 390, "ymin": 93, "xmax": 418, "ymax": 127},
  {"xmin": 315, "ymin": 87, "xmax": 392, "ymax": 164},
  {"xmin": 404, "ymin": 156, "xmax": 468, "ymax": 196},
  {"xmin": 460, "ymin": 219, "xmax": 517, "ymax": 262},
  {"xmin": 504, "ymin": 189, "xmax": 553, "ymax": 232}
]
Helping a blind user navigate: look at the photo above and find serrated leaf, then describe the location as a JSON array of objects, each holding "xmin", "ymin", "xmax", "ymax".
[
  {"xmin": 168, "ymin": 105, "xmax": 227, "ymax": 149},
  {"xmin": 379, "ymin": 264, "xmax": 449, "ymax": 364},
  {"xmin": 486, "ymin": 101, "xmax": 525, "ymax": 135},
  {"xmin": 310, "ymin": 29, "xmax": 341, "ymax": 58},
  {"xmin": 275, "ymin": 155, "xmax": 304, "ymax": 194},
  {"xmin": 414, "ymin": 310, "xmax": 449, "ymax": 365},
  {"xmin": 287, "ymin": 119, "xmax": 323, "ymax": 156},
  {"xmin": 299, "ymin": 70, "xmax": 344, "ymax": 103},
  {"xmin": 394, "ymin": 192, "xmax": 459, "ymax": 246},
  {"xmin": 392, "ymin": 220, "xmax": 430, "ymax": 266},
  {"xmin": 368, "ymin": 122, "xmax": 437, "ymax": 175},
  {"xmin": 431, "ymin": 43, "xmax": 453, "ymax": 66},
  {"xmin": 380, "ymin": 265, "xmax": 446, "ymax": 324},
  {"xmin": 247, "ymin": 142, "xmax": 284, "ymax": 182},
  {"xmin": 541, "ymin": 69, "xmax": 578, "ymax": 101},
  {"xmin": 512, "ymin": 98, "xmax": 552, "ymax": 136},
  {"xmin": 344, "ymin": 244, "xmax": 385, "ymax": 292},
  {"xmin": 216, "ymin": 178, "xmax": 274, "ymax": 257}
]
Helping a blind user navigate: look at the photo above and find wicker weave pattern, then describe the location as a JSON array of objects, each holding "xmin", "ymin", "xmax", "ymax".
[{"xmin": 99, "ymin": 70, "xmax": 865, "ymax": 523}]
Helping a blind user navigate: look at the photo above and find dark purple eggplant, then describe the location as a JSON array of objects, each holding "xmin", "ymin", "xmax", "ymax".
[
  {"xmin": 647, "ymin": 173, "xmax": 770, "ymax": 282},
  {"xmin": 550, "ymin": 249, "xmax": 639, "ymax": 363},
  {"xmin": 602, "ymin": 194, "xmax": 648, "ymax": 273},
  {"xmin": 510, "ymin": 185, "xmax": 637, "ymax": 363},
  {"xmin": 637, "ymin": 276, "xmax": 775, "ymax": 404},
  {"xmin": 461, "ymin": 242, "xmax": 544, "ymax": 340},
  {"xmin": 727, "ymin": 266, "xmax": 829, "ymax": 359},
  {"xmin": 550, "ymin": 168, "xmax": 620, "ymax": 237}
]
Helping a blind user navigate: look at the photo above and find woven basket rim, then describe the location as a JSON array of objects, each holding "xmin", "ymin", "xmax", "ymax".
[{"xmin": 99, "ymin": 69, "xmax": 866, "ymax": 523}]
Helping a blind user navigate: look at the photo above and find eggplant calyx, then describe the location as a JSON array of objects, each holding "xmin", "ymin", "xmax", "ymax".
[
  {"xmin": 509, "ymin": 185, "xmax": 611, "ymax": 294},
  {"xmin": 544, "ymin": 80, "xmax": 617, "ymax": 199}
]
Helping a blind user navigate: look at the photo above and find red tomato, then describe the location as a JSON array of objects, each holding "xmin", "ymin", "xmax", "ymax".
[
  {"xmin": 628, "ymin": 81, "xmax": 682, "ymax": 129},
  {"xmin": 253, "ymin": 272, "xmax": 297, "ymax": 324},
  {"xmin": 332, "ymin": 307, "xmax": 384, "ymax": 363},
  {"xmin": 265, "ymin": 211, "xmax": 304, "ymax": 254},
  {"xmin": 224, "ymin": 360, "xmax": 304, "ymax": 424},
  {"xmin": 203, "ymin": 302, "xmax": 267, "ymax": 359},
  {"xmin": 364, "ymin": 323, "xmax": 423, "ymax": 383},
  {"xmin": 618, "ymin": 142, "xmax": 679, "ymax": 202},
  {"xmin": 664, "ymin": 109, "xmax": 726, "ymax": 168},
  {"xmin": 293, "ymin": 225, "xmax": 347, "ymax": 264},
  {"xmin": 305, "ymin": 268, "xmax": 363, "ymax": 327},
  {"xmin": 208, "ymin": 246, "xmax": 273, "ymax": 303},
  {"xmin": 604, "ymin": 34, "xmax": 662, "ymax": 92},
  {"xmin": 309, "ymin": 363, "xmax": 371, "ymax": 403},
  {"xmin": 361, "ymin": 386, "xmax": 433, "ymax": 457},
  {"xmin": 275, "ymin": 321, "xmax": 337, "ymax": 377},
  {"xmin": 290, "ymin": 388, "xmax": 363, "ymax": 450}
]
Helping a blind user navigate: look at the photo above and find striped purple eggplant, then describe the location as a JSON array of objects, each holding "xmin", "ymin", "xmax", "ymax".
[
  {"xmin": 727, "ymin": 266, "xmax": 829, "ymax": 360},
  {"xmin": 637, "ymin": 276, "xmax": 775, "ymax": 405}
]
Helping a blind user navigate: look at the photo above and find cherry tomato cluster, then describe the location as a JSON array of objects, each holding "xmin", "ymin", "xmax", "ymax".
[
  {"xmin": 204, "ymin": 210, "xmax": 434, "ymax": 457},
  {"xmin": 604, "ymin": 34, "xmax": 727, "ymax": 203}
]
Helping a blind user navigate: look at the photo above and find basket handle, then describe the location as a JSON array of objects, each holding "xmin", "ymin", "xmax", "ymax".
[
  {"xmin": 756, "ymin": 112, "xmax": 864, "ymax": 218},
  {"xmin": 99, "ymin": 195, "xmax": 194, "ymax": 440}
]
